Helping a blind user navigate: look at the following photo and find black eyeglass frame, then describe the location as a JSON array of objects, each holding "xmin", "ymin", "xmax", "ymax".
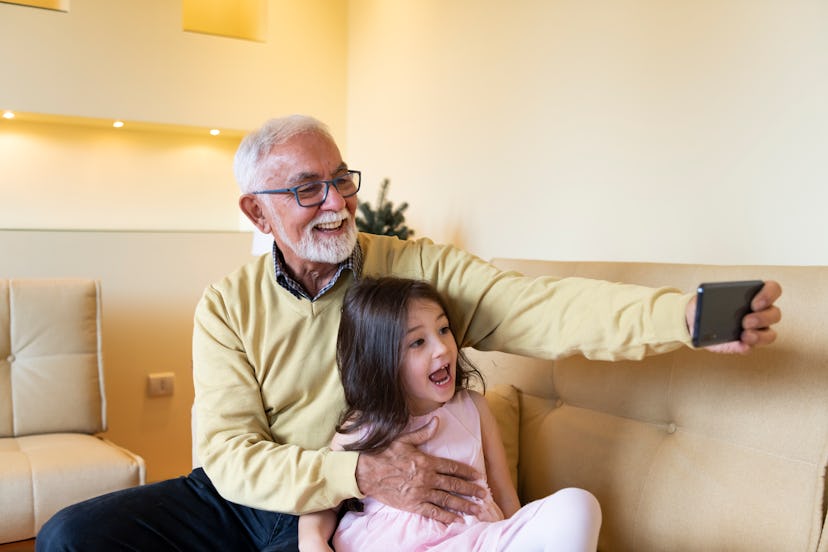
[{"xmin": 250, "ymin": 170, "xmax": 361, "ymax": 207}]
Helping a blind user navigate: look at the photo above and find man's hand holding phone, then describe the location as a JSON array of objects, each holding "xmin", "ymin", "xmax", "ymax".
[{"xmin": 685, "ymin": 280, "xmax": 782, "ymax": 354}]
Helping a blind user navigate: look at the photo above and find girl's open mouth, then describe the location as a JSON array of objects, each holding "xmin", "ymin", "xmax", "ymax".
[{"xmin": 429, "ymin": 366, "xmax": 452, "ymax": 385}]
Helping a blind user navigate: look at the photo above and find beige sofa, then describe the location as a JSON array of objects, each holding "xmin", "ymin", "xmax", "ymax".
[
  {"xmin": 0, "ymin": 279, "xmax": 146, "ymax": 544},
  {"xmin": 471, "ymin": 259, "xmax": 827, "ymax": 552}
]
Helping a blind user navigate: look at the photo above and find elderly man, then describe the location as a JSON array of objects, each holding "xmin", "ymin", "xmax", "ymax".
[{"xmin": 38, "ymin": 115, "xmax": 781, "ymax": 551}]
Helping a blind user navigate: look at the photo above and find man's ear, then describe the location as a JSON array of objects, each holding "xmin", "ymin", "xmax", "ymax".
[{"xmin": 239, "ymin": 195, "xmax": 271, "ymax": 234}]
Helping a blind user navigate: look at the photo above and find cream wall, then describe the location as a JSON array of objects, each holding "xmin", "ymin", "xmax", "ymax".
[
  {"xmin": 0, "ymin": 0, "xmax": 348, "ymax": 232},
  {"xmin": 346, "ymin": 0, "xmax": 828, "ymax": 266},
  {"xmin": 0, "ymin": 0, "xmax": 347, "ymax": 132},
  {"xmin": 0, "ymin": 119, "xmax": 242, "ymax": 231}
]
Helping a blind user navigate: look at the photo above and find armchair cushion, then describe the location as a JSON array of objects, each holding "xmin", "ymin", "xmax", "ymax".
[{"xmin": 0, "ymin": 433, "xmax": 145, "ymax": 542}]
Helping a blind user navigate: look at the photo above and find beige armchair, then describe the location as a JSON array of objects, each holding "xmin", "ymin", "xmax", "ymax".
[{"xmin": 0, "ymin": 279, "xmax": 145, "ymax": 544}]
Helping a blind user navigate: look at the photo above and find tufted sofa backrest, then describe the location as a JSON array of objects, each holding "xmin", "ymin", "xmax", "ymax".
[
  {"xmin": 470, "ymin": 259, "xmax": 828, "ymax": 552},
  {"xmin": 0, "ymin": 279, "xmax": 106, "ymax": 437}
]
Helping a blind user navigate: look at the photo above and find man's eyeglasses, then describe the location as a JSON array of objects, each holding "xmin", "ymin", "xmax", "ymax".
[{"xmin": 251, "ymin": 170, "xmax": 361, "ymax": 207}]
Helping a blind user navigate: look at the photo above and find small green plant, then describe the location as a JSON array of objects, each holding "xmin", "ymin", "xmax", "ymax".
[{"xmin": 356, "ymin": 178, "xmax": 414, "ymax": 240}]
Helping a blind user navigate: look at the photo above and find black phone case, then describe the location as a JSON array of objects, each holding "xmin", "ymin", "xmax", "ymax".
[{"xmin": 692, "ymin": 280, "xmax": 764, "ymax": 347}]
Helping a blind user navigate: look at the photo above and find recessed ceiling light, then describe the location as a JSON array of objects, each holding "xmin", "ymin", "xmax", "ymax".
[
  {"xmin": 2, "ymin": 111, "xmax": 15, "ymax": 120},
  {"xmin": 113, "ymin": 120, "xmax": 125, "ymax": 128},
  {"xmin": 209, "ymin": 129, "xmax": 221, "ymax": 136}
]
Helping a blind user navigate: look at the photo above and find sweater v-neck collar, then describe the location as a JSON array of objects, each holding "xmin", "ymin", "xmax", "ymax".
[{"xmin": 269, "ymin": 240, "xmax": 363, "ymax": 302}]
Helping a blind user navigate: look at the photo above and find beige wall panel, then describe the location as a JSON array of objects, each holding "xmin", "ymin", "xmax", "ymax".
[{"xmin": 0, "ymin": 230, "xmax": 255, "ymax": 482}]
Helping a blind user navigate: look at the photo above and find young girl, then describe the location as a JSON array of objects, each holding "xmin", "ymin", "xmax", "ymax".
[{"xmin": 299, "ymin": 277, "xmax": 602, "ymax": 551}]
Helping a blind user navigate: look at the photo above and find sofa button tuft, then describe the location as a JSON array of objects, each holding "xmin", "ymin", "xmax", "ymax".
[
  {"xmin": 6, "ymin": 354, "xmax": 13, "ymax": 363},
  {"xmin": 667, "ymin": 423, "xmax": 677, "ymax": 434}
]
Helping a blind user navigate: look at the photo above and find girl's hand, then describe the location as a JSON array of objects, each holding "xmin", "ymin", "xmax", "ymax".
[{"xmin": 298, "ymin": 539, "xmax": 333, "ymax": 552}]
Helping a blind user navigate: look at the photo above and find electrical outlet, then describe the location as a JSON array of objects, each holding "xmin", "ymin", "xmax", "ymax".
[{"xmin": 147, "ymin": 372, "xmax": 175, "ymax": 397}]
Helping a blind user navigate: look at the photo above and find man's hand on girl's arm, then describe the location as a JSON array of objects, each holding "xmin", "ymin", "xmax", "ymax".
[{"xmin": 354, "ymin": 416, "xmax": 485, "ymax": 524}]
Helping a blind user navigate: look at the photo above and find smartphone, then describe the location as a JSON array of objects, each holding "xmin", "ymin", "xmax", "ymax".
[{"xmin": 692, "ymin": 280, "xmax": 764, "ymax": 348}]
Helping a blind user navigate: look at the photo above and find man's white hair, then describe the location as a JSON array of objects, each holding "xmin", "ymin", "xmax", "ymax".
[{"xmin": 234, "ymin": 114, "xmax": 334, "ymax": 193}]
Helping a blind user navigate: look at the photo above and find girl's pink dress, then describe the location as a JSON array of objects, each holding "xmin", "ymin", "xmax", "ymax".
[{"xmin": 332, "ymin": 389, "xmax": 551, "ymax": 551}]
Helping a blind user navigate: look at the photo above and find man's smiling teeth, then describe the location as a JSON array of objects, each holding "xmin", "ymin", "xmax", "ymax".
[
  {"xmin": 315, "ymin": 220, "xmax": 343, "ymax": 231},
  {"xmin": 429, "ymin": 366, "xmax": 451, "ymax": 385}
]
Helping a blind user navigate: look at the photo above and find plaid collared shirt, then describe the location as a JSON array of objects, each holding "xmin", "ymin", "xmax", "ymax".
[{"xmin": 270, "ymin": 240, "xmax": 363, "ymax": 302}]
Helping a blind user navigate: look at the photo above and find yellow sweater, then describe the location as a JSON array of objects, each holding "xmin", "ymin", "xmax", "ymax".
[{"xmin": 193, "ymin": 233, "xmax": 692, "ymax": 514}]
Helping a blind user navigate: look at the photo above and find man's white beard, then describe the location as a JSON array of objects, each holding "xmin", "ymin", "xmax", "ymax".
[{"xmin": 273, "ymin": 209, "xmax": 357, "ymax": 264}]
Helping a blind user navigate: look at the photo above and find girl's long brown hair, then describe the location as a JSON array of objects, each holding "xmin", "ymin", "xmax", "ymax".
[{"xmin": 336, "ymin": 276, "xmax": 482, "ymax": 452}]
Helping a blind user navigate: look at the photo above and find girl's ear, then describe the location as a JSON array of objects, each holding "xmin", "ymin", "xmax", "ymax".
[{"xmin": 239, "ymin": 195, "xmax": 272, "ymax": 234}]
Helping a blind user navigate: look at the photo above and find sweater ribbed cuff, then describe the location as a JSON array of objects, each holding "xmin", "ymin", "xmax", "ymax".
[{"xmin": 323, "ymin": 450, "xmax": 364, "ymax": 503}]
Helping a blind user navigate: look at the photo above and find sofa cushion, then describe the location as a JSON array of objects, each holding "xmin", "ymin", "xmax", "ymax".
[{"xmin": 483, "ymin": 384, "xmax": 520, "ymax": 490}]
